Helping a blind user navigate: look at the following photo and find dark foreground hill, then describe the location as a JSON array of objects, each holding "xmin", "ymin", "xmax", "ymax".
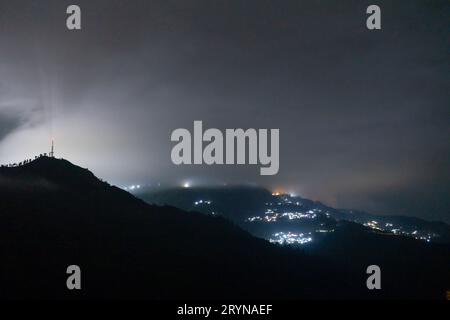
[
  {"xmin": 0, "ymin": 157, "xmax": 449, "ymax": 299},
  {"xmin": 0, "ymin": 157, "xmax": 359, "ymax": 299}
]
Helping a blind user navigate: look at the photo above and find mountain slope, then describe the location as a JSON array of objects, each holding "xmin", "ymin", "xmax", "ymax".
[
  {"xmin": 135, "ymin": 185, "xmax": 450, "ymax": 299},
  {"xmin": 1, "ymin": 157, "xmax": 449, "ymax": 299},
  {"xmin": 0, "ymin": 157, "xmax": 357, "ymax": 299},
  {"xmin": 137, "ymin": 185, "xmax": 450, "ymax": 244}
]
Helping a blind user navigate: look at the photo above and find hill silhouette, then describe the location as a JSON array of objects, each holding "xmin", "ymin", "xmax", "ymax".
[
  {"xmin": 136, "ymin": 185, "xmax": 450, "ymax": 299},
  {"xmin": 138, "ymin": 185, "xmax": 450, "ymax": 244},
  {"xmin": 0, "ymin": 157, "xmax": 358, "ymax": 299},
  {"xmin": 1, "ymin": 157, "xmax": 449, "ymax": 299}
]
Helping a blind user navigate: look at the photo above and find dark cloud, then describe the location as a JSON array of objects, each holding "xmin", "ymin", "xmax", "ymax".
[
  {"xmin": 0, "ymin": 0, "xmax": 449, "ymax": 222},
  {"xmin": 0, "ymin": 112, "xmax": 23, "ymax": 141}
]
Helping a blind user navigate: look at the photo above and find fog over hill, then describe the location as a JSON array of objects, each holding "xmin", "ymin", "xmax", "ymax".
[{"xmin": 0, "ymin": 157, "xmax": 449, "ymax": 299}]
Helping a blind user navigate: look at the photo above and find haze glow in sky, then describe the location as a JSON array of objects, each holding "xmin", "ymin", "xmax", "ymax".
[{"xmin": 0, "ymin": 0, "xmax": 449, "ymax": 222}]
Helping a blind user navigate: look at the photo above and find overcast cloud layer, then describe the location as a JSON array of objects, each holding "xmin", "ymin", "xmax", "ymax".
[{"xmin": 0, "ymin": 0, "xmax": 449, "ymax": 222}]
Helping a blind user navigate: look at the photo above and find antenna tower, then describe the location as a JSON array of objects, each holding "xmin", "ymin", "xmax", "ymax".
[{"xmin": 50, "ymin": 139, "xmax": 54, "ymax": 158}]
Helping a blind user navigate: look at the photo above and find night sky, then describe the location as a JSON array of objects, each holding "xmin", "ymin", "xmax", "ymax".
[{"xmin": 0, "ymin": 0, "xmax": 448, "ymax": 222}]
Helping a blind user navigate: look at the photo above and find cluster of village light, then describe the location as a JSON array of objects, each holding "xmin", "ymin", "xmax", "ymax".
[
  {"xmin": 259, "ymin": 194, "xmax": 332, "ymax": 220},
  {"xmin": 193, "ymin": 200, "xmax": 217, "ymax": 215},
  {"xmin": 363, "ymin": 220, "xmax": 435, "ymax": 242},
  {"xmin": 269, "ymin": 232, "xmax": 313, "ymax": 245},
  {"xmin": 246, "ymin": 201, "xmax": 327, "ymax": 222},
  {"xmin": 194, "ymin": 200, "xmax": 212, "ymax": 206},
  {"xmin": 123, "ymin": 184, "xmax": 141, "ymax": 191},
  {"xmin": 247, "ymin": 209, "xmax": 318, "ymax": 222}
]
